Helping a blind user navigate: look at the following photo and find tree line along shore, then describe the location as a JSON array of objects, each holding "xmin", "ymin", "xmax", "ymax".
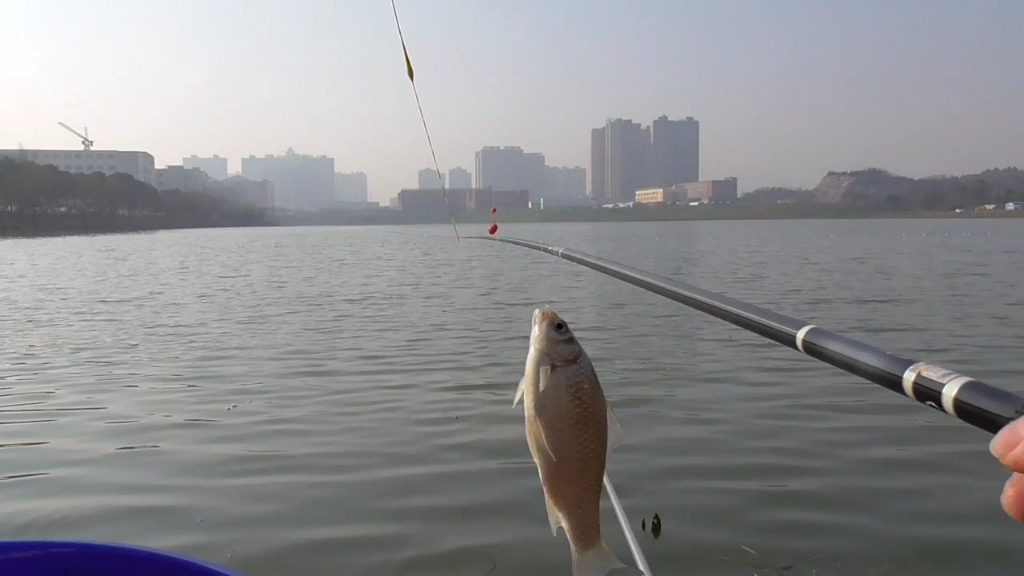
[
  {"xmin": 0, "ymin": 158, "xmax": 269, "ymax": 238},
  {"xmin": 2, "ymin": 159, "xmax": 1022, "ymax": 239}
]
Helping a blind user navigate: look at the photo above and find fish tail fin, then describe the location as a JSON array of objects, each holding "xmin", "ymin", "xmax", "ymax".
[{"xmin": 572, "ymin": 540, "xmax": 640, "ymax": 576}]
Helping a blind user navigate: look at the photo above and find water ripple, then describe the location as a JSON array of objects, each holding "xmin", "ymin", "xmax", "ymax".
[{"xmin": 0, "ymin": 221, "xmax": 1022, "ymax": 575}]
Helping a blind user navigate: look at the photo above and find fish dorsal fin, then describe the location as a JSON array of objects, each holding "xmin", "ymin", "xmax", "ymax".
[
  {"xmin": 513, "ymin": 375, "xmax": 526, "ymax": 407},
  {"xmin": 538, "ymin": 363, "xmax": 553, "ymax": 394},
  {"xmin": 606, "ymin": 404, "xmax": 624, "ymax": 453}
]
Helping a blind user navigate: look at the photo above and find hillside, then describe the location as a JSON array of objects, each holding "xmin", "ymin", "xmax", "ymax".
[{"xmin": 743, "ymin": 167, "xmax": 1024, "ymax": 211}]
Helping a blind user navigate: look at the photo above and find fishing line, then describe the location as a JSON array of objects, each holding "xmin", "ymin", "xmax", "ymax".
[
  {"xmin": 389, "ymin": 3, "xmax": 648, "ymax": 574},
  {"xmin": 389, "ymin": 0, "xmax": 461, "ymax": 242},
  {"xmin": 467, "ymin": 235, "xmax": 1024, "ymax": 436}
]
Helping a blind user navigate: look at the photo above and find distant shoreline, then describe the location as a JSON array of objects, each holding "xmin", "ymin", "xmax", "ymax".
[
  {"xmin": 271, "ymin": 204, "xmax": 1024, "ymax": 227},
  {"xmin": 3, "ymin": 205, "xmax": 1021, "ymax": 240},
  {"xmin": 0, "ymin": 212, "xmax": 268, "ymax": 240}
]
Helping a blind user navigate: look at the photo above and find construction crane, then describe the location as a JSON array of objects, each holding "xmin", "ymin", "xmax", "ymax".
[{"xmin": 57, "ymin": 121, "xmax": 94, "ymax": 150}]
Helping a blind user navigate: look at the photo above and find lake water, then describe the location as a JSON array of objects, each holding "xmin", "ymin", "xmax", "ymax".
[{"xmin": 2, "ymin": 219, "xmax": 1023, "ymax": 576}]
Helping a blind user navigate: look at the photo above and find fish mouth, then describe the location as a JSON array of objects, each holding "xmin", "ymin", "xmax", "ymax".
[
  {"xmin": 532, "ymin": 307, "xmax": 548, "ymax": 325},
  {"xmin": 533, "ymin": 307, "xmax": 557, "ymax": 325}
]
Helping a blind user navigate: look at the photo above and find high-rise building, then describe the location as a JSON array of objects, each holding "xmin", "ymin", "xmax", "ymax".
[
  {"xmin": 474, "ymin": 146, "xmax": 546, "ymax": 201},
  {"xmin": 475, "ymin": 146, "xmax": 522, "ymax": 191},
  {"xmin": 183, "ymin": 155, "xmax": 228, "ymax": 181},
  {"xmin": 241, "ymin": 147, "xmax": 335, "ymax": 210},
  {"xmin": 544, "ymin": 166, "xmax": 587, "ymax": 201},
  {"xmin": 0, "ymin": 148, "xmax": 156, "ymax": 185},
  {"xmin": 590, "ymin": 114, "xmax": 699, "ymax": 202},
  {"xmin": 651, "ymin": 115, "xmax": 699, "ymax": 187},
  {"xmin": 418, "ymin": 168, "xmax": 445, "ymax": 189},
  {"xmin": 448, "ymin": 166, "xmax": 472, "ymax": 189},
  {"xmin": 335, "ymin": 171, "xmax": 368, "ymax": 202},
  {"xmin": 522, "ymin": 152, "xmax": 546, "ymax": 202},
  {"xmin": 589, "ymin": 128, "xmax": 606, "ymax": 200},
  {"xmin": 604, "ymin": 118, "xmax": 651, "ymax": 202}
]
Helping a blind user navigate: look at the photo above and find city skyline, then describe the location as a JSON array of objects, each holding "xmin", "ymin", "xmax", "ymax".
[{"xmin": 4, "ymin": 1, "xmax": 1022, "ymax": 203}]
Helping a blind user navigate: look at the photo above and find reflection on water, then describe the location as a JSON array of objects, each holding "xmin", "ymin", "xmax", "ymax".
[{"xmin": 1, "ymin": 220, "xmax": 1023, "ymax": 575}]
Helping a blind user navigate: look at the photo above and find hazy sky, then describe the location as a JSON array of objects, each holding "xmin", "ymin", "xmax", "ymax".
[{"xmin": 3, "ymin": 0, "xmax": 1022, "ymax": 201}]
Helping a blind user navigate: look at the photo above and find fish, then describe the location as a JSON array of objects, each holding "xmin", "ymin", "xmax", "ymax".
[{"xmin": 514, "ymin": 308, "xmax": 640, "ymax": 576}]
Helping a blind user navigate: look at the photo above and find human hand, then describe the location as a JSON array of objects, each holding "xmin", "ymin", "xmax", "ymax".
[{"xmin": 990, "ymin": 417, "xmax": 1024, "ymax": 522}]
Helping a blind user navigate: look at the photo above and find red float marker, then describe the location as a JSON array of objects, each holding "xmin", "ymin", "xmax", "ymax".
[{"xmin": 488, "ymin": 207, "xmax": 499, "ymax": 235}]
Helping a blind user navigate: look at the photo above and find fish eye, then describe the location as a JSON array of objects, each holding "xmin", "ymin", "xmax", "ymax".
[{"xmin": 554, "ymin": 321, "xmax": 565, "ymax": 332}]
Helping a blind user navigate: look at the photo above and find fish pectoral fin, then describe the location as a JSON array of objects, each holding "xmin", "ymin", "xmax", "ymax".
[
  {"xmin": 538, "ymin": 363, "xmax": 553, "ymax": 394},
  {"xmin": 536, "ymin": 418, "xmax": 558, "ymax": 462},
  {"xmin": 513, "ymin": 375, "xmax": 527, "ymax": 408},
  {"xmin": 543, "ymin": 492, "xmax": 564, "ymax": 537},
  {"xmin": 606, "ymin": 405, "xmax": 624, "ymax": 453}
]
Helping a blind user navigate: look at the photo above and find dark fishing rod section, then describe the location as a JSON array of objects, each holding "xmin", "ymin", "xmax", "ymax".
[{"xmin": 468, "ymin": 235, "xmax": 1024, "ymax": 436}]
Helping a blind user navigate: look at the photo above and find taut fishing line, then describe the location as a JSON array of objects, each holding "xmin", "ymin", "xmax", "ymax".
[
  {"xmin": 388, "ymin": 3, "xmax": 649, "ymax": 574},
  {"xmin": 389, "ymin": 0, "xmax": 461, "ymax": 242}
]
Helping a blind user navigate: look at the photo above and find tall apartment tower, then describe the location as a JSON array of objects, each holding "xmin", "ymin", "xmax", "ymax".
[
  {"xmin": 651, "ymin": 115, "xmax": 699, "ymax": 186},
  {"xmin": 448, "ymin": 166, "xmax": 472, "ymax": 189},
  {"xmin": 475, "ymin": 146, "xmax": 523, "ymax": 192},
  {"xmin": 335, "ymin": 171, "xmax": 369, "ymax": 202},
  {"xmin": 522, "ymin": 152, "xmax": 546, "ymax": 202},
  {"xmin": 418, "ymin": 168, "xmax": 445, "ymax": 189},
  {"xmin": 604, "ymin": 118, "xmax": 651, "ymax": 202},
  {"xmin": 474, "ymin": 146, "xmax": 547, "ymax": 201},
  {"xmin": 183, "ymin": 155, "xmax": 228, "ymax": 181},
  {"xmin": 589, "ymin": 127, "xmax": 606, "ymax": 200},
  {"xmin": 591, "ymin": 114, "xmax": 699, "ymax": 201},
  {"xmin": 241, "ymin": 147, "xmax": 334, "ymax": 210}
]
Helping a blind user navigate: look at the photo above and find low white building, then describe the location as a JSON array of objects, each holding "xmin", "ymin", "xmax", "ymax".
[{"xmin": 0, "ymin": 148, "xmax": 156, "ymax": 186}]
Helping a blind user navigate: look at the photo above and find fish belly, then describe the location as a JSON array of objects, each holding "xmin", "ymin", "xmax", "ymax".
[{"xmin": 527, "ymin": 406, "xmax": 606, "ymax": 552}]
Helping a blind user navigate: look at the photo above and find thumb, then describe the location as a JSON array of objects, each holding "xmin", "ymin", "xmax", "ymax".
[{"xmin": 991, "ymin": 417, "xmax": 1024, "ymax": 472}]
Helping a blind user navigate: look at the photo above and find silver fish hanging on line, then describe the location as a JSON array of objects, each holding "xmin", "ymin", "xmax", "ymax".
[{"xmin": 514, "ymin": 308, "xmax": 641, "ymax": 576}]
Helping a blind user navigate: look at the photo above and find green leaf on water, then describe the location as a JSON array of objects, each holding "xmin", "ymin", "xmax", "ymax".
[{"xmin": 651, "ymin": 513, "xmax": 662, "ymax": 539}]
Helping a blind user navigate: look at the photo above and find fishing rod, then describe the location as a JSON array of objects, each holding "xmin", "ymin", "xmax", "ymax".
[
  {"xmin": 467, "ymin": 235, "xmax": 1024, "ymax": 436},
  {"xmin": 603, "ymin": 473, "xmax": 653, "ymax": 576}
]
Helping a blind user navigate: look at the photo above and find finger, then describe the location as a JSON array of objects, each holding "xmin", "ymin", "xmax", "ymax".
[
  {"xmin": 1002, "ymin": 473, "xmax": 1024, "ymax": 523},
  {"xmin": 990, "ymin": 418, "xmax": 1024, "ymax": 472}
]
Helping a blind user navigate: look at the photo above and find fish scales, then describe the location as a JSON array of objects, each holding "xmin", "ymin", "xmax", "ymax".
[{"xmin": 515, "ymin": 308, "xmax": 641, "ymax": 576}]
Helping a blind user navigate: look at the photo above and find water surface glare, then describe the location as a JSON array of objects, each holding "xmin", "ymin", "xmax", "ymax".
[{"xmin": 1, "ymin": 220, "xmax": 1023, "ymax": 575}]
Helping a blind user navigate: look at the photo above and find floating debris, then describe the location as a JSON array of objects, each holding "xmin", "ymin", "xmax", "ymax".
[
  {"xmin": 651, "ymin": 513, "xmax": 662, "ymax": 539},
  {"xmin": 641, "ymin": 518, "xmax": 645, "ymax": 532}
]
